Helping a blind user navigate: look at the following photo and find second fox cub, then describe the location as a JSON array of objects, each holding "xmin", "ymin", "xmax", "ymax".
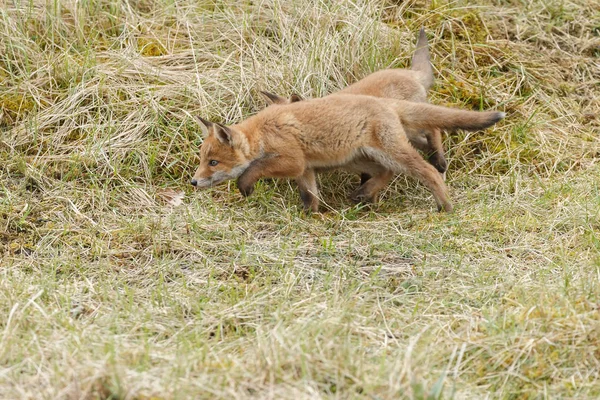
[
  {"xmin": 191, "ymin": 95, "xmax": 504, "ymax": 212},
  {"xmin": 261, "ymin": 28, "xmax": 446, "ymax": 175}
]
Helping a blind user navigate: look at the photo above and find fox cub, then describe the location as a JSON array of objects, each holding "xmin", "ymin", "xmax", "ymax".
[{"xmin": 191, "ymin": 94, "xmax": 504, "ymax": 212}]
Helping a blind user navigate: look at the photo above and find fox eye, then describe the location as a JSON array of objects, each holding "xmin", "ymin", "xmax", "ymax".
[{"xmin": 209, "ymin": 160, "xmax": 219, "ymax": 166}]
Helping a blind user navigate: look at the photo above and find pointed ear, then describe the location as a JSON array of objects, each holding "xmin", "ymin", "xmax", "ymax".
[
  {"xmin": 289, "ymin": 94, "xmax": 303, "ymax": 103},
  {"xmin": 260, "ymin": 91, "xmax": 288, "ymax": 105},
  {"xmin": 214, "ymin": 123, "xmax": 233, "ymax": 146},
  {"xmin": 195, "ymin": 116, "xmax": 214, "ymax": 138}
]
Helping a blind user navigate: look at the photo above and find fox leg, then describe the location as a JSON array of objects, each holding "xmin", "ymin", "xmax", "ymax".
[
  {"xmin": 295, "ymin": 168, "xmax": 320, "ymax": 212},
  {"xmin": 425, "ymin": 128, "xmax": 447, "ymax": 174},
  {"xmin": 350, "ymin": 170, "xmax": 394, "ymax": 204},
  {"xmin": 237, "ymin": 155, "xmax": 304, "ymax": 197},
  {"xmin": 236, "ymin": 161, "xmax": 263, "ymax": 197},
  {"xmin": 407, "ymin": 129, "xmax": 447, "ymax": 174},
  {"xmin": 360, "ymin": 173, "xmax": 371, "ymax": 185},
  {"xmin": 367, "ymin": 134, "xmax": 453, "ymax": 212}
]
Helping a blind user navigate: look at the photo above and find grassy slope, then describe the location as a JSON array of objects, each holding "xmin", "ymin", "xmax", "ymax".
[{"xmin": 1, "ymin": 0, "xmax": 600, "ymax": 398}]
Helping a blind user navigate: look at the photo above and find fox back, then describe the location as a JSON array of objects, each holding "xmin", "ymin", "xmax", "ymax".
[{"xmin": 338, "ymin": 69, "xmax": 427, "ymax": 103}]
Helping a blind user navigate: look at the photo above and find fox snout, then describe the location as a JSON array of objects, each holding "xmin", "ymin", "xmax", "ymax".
[
  {"xmin": 191, "ymin": 162, "xmax": 220, "ymax": 189},
  {"xmin": 190, "ymin": 167, "xmax": 214, "ymax": 188},
  {"xmin": 191, "ymin": 167, "xmax": 242, "ymax": 189},
  {"xmin": 190, "ymin": 176, "xmax": 213, "ymax": 188}
]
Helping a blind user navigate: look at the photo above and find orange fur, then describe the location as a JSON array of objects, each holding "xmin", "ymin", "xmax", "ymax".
[
  {"xmin": 192, "ymin": 95, "xmax": 504, "ymax": 212},
  {"xmin": 261, "ymin": 28, "xmax": 447, "ymax": 174}
]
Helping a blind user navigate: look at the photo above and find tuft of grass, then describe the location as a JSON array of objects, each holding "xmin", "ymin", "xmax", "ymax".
[{"xmin": 1, "ymin": 0, "xmax": 600, "ymax": 398}]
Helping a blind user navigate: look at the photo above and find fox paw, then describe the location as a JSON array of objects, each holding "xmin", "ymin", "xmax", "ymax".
[
  {"xmin": 437, "ymin": 201, "xmax": 453, "ymax": 213},
  {"xmin": 349, "ymin": 189, "xmax": 377, "ymax": 204},
  {"xmin": 359, "ymin": 173, "xmax": 372, "ymax": 185},
  {"xmin": 237, "ymin": 177, "xmax": 255, "ymax": 197},
  {"xmin": 429, "ymin": 154, "xmax": 448, "ymax": 174}
]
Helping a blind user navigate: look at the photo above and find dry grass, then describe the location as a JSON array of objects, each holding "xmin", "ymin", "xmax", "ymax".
[{"xmin": 1, "ymin": 0, "xmax": 600, "ymax": 398}]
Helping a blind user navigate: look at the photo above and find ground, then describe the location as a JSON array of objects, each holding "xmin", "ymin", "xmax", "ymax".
[{"xmin": 1, "ymin": 0, "xmax": 600, "ymax": 398}]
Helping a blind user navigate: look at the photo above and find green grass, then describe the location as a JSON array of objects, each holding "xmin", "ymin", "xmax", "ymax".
[{"xmin": 1, "ymin": 0, "xmax": 600, "ymax": 398}]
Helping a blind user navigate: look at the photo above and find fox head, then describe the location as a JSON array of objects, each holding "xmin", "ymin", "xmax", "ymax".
[
  {"xmin": 260, "ymin": 91, "xmax": 303, "ymax": 105},
  {"xmin": 191, "ymin": 117, "xmax": 251, "ymax": 188}
]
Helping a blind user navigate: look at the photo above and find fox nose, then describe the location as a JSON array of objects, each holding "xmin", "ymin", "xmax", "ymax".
[{"xmin": 191, "ymin": 179, "xmax": 198, "ymax": 186}]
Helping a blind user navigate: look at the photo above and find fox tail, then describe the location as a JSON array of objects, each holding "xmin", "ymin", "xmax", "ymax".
[
  {"xmin": 410, "ymin": 28, "xmax": 434, "ymax": 91},
  {"xmin": 396, "ymin": 101, "xmax": 505, "ymax": 132}
]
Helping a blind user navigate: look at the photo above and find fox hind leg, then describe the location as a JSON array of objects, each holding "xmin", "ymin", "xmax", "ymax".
[
  {"xmin": 426, "ymin": 128, "xmax": 447, "ymax": 174},
  {"xmin": 366, "ymin": 131, "xmax": 453, "ymax": 212},
  {"xmin": 350, "ymin": 170, "xmax": 394, "ymax": 204}
]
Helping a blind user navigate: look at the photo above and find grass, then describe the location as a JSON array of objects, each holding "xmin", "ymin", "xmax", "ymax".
[{"xmin": 1, "ymin": 0, "xmax": 600, "ymax": 398}]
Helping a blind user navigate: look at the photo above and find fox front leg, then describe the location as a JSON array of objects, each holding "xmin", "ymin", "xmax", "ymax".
[
  {"xmin": 295, "ymin": 168, "xmax": 320, "ymax": 212},
  {"xmin": 236, "ymin": 154, "xmax": 305, "ymax": 198},
  {"xmin": 237, "ymin": 168, "xmax": 259, "ymax": 197},
  {"xmin": 360, "ymin": 173, "xmax": 372, "ymax": 185},
  {"xmin": 236, "ymin": 155, "xmax": 278, "ymax": 196}
]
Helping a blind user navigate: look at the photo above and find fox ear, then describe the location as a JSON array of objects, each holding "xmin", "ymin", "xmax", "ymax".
[
  {"xmin": 195, "ymin": 117, "xmax": 232, "ymax": 145},
  {"xmin": 214, "ymin": 123, "xmax": 233, "ymax": 146},
  {"xmin": 196, "ymin": 116, "xmax": 214, "ymax": 138},
  {"xmin": 260, "ymin": 91, "xmax": 288, "ymax": 105},
  {"xmin": 289, "ymin": 94, "xmax": 303, "ymax": 103}
]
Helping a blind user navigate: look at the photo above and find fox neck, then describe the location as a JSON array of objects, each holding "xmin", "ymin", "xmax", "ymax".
[
  {"xmin": 232, "ymin": 120, "xmax": 268, "ymax": 162},
  {"xmin": 229, "ymin": 125, "xmax": 252, "ymax": 157}
]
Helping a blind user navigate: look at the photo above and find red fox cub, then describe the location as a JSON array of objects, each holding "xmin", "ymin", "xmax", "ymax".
[
  {"xmin": 261, "ymin": 28, "xmax": 446, "ymax": 176},
  {"xmin": 191, "ymin": 94, "xmax": 504, "ymax": 212}
]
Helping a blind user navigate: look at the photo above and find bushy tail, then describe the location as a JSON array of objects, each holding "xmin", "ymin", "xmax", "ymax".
[
  {"xmin": 396, "ymin": 101, "xmax": 505, "ymax": 132},
  {"xmin": 411, "ymin": 28, "xmax": 434, "ymax": 91}
]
